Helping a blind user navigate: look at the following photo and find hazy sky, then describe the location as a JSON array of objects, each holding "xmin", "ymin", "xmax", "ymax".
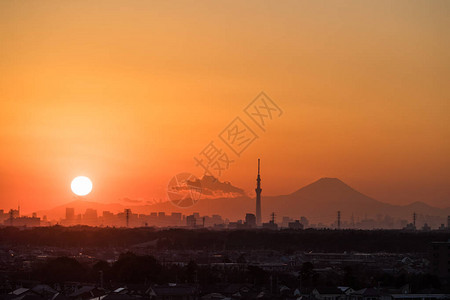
[{"xmin": 1, "ymin": 0, "xmax": 449, "ymax": 213}]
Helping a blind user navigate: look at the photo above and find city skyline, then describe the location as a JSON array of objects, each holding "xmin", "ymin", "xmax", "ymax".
[
  {"xmin": 2, "ymin": 174, "xmax": 449, "ymax": 230},
  {"xmin": 1, "ymin": 1, "xmax": 449, "ymax": 213},
  {"xmin": 1, "ymin": 1, "xmax": 449, "ymax": 296}
]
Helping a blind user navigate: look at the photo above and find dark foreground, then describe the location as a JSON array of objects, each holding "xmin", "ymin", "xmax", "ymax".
[
  {"xmin": 0, "ymin": 226, "xmax": 449, "ymax": 299},
  {"xmin": 0, "ymin": 226, "xmax": 448, "ymax": 251}
]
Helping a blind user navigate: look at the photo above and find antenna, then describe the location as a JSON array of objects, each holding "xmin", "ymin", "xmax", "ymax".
[
  {"xmin": 271, "ymin": 212, "xmax": 276, "ymax": 223},
  {"xmin": 9, "ymin": 209, "xmax": 14, "ymax": 226},
  {"xmin": 125, "ymin": 209, "xmax": 131, "ymax": 228},
  {"xmin": 258, "ymin": 158, "xmax": 260, "ymax": 175}
]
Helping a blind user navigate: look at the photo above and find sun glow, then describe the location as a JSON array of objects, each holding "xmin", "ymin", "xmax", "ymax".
[{"xmin": 71, "ymin": 176, "xmax": 93, "ymax": 196}]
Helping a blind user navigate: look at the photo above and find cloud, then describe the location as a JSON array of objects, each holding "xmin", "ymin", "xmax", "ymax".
[
  {"xmin": 187, "ymin": 175, "xmax": 245, "ymax": 199},
  {"xmin": 121, "ymin": 197, "xmax": 143, "ymax": 204},
  {"xmin": 146, "ymin": 199, "xmax": 164, "ymax": 205}
]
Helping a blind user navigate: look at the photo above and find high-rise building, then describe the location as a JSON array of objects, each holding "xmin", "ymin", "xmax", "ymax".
[
  {"xmin": 255, "ymin": 159, "xmax": 262, "ymax": 226},
  {"xmin": 83, "ymin": 208, "xmax": 98, "ymax": 225},
  {"xmin": 186, "ymin": 215, "xmax": 196, "ymax": 228},
  {"xmin": 288, "ymin": 220, "xmax": 304, "ymax": 230},
  {"xmin": 9, "ymin": 209, "xmax": 19, "ymax": 219},
  {"xmin": 4, "ymin": 216, "xmax": 40, "ymax": 227},
  {"xmin": 66, "ymin": 208, "xmax": 75, "ymax": 220},
  {"xmin": 171, "ymin": 212, "xmax": 182, "ymax": 223},
  {"xmin": 300, "ymin": 216, "xmax": 309, "ymax": 228},
  {"xmin": 245, "ymin": 213, "xmax": 256, "ymax": 228}
]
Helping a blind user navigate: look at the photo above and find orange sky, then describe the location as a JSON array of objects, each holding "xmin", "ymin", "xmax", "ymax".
[{"xmin": 1, "ymin": 1, "xmax": 449, "ymax": 214}]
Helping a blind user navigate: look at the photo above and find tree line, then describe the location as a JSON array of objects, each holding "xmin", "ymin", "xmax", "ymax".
[{"xmin": 0, "ymin": 226, "xmax": 447, "ymax": 252}]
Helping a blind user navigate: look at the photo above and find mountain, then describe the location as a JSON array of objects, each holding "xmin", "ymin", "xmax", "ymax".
[
  {"xmin": 289, "ymin": 177, "xmax": 380, "ymax": 206},
  {"xmin": 264, "ymin": 177, "xmax": 388, "ymax": 221},
  {"xmin": 263, "ymin": 178, "xmax": 450, "ymax": 226}
]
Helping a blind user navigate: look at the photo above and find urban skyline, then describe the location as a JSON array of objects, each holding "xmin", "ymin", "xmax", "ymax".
[
  {"xmin": 1, "ymin": 1, "xmax": 449, "ymax": 297},
  {"xmin": 1, "ymin": 1, "xmax": 449, "ymax": 213},
  {"xmin": 4, "ymin": 160, "xmax": 450, "ymax": 228}
]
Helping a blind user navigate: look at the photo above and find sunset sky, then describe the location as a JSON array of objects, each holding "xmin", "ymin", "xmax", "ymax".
[{"xmin": 1, "ymin": 1, "xmax": 449, "ymax": 214}]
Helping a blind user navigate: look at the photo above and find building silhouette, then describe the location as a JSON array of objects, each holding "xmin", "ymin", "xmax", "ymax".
[
  {"xmin": 83, "ymin": 208, "xmax": 98, "ymax": 225},
  {"xmin": 245, "ymin": 213, "xmax": 256, "ymax": 228},
  {"xmin": 262, "ymin": 212, "xmax": 278, "ymax": 230},
  {"xmin": 255, "ymin": 159, "xmax": 262, "ymax": 226},
  {"xmin": 4, "ymin": 216, "xmax": 40, "ymax": 227},
  {"xmin": 66, "ymin": 208, "xmax": 75, "ymax": 220},
  {"xmin": 186, "ymin": 215, "xmax": 196, "ymax": 228},
  {"xmin": 288, "ymin": 220, "xmax": 304, "ymax": 230}
]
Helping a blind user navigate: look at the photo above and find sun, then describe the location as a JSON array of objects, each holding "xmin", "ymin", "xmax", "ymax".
[{"xmin": 71, "ymin": 176, "xmax": 93, "ymax": 196}]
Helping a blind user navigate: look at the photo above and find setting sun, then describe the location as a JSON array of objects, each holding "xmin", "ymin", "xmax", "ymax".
[{"xmin": 70, "ymin": 176, "xmax": 93, "ymax": 196}]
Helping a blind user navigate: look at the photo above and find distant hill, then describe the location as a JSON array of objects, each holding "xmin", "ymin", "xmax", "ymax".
[
  {"xmin": 265, "ymin": 177, "xmax": 390, "ymax": 221},
  {"xmin": 263, "ymin": 178, "xmax": 450, "ymax": 225},
  {"xmin": 37, "ymin": 178, "xmax": 450, "ymax": 227}
]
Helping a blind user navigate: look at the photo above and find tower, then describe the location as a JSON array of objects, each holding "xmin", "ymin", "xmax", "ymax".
[
  {"xmin": 125, "ymin": 209, "xmax": 131, "ymax": 227},
  {"xmin": 413, "ymin": 212, "xmax": 417, "ymax": 228},
  {"xmin": 9, "ymin": 209, "xmax": 14, "ymax": 226},
  {"xmin": 255, "ymin": 159, "xmax": 262, "ymax": 226}
]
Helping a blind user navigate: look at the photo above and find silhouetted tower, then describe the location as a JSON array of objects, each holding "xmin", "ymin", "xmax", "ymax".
[
  {"xmin": 9, "ymin": 209, "xmax": 14, "ymax": 226},
  {"xmin": 270, "ymin": 212, "xmax": 276, "ymax": 224},
  {"xmin": 337, "ymin": 211, "xmax": 341, "ymax": 230},
  {"xmin": 255, "ymin": 159, "xmax": 262, "ymax": 226},
  {"xmin": 413, "ymin": 212, "xmax": 417, "ymax": 228},
  {"xmin": 125, "ymin": 209, "xmax": 131, "ymax": 227}
]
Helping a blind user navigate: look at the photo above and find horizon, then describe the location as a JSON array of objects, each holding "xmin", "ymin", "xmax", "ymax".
[
  {"xmin": 9, "ymin": 176, "xmax": 450, "ymax": 222},
  {"xmin": 1, "ymin": 1, "xmax": 450, "ymax": 292},
  {"xmin": 4, "ymin": 175, "xmax": 449, "ymax": 230},
  {"xmin": 27, "ymin": 176, "xmax": 450, "ymax": 212},
  {"xmin": 1, "ymin": 1, "xmax": 449, "ymax": 219}
]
